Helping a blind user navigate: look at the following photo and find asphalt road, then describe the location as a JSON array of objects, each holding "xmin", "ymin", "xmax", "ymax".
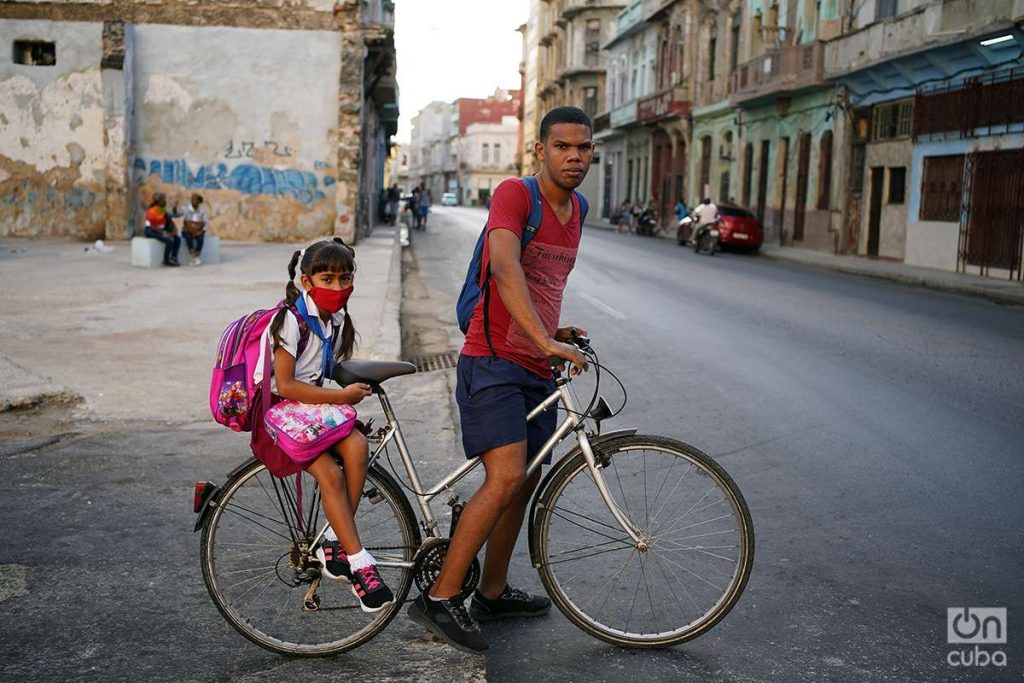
[{"xmin": 402, "ymin": 205, "xmax": 1024, "ymax": 683}]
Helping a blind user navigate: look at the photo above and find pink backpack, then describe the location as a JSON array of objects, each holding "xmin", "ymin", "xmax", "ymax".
[
  {"xmin": 210, "ymin": 303, "xmax": 321, "ymax": 432},
  {"xmin": 210, "ymin": 307, "xmax": 281, "ymax": 432}
]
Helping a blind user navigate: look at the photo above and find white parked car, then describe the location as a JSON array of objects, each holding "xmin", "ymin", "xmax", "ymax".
[{"xmin": 441, "ymin": 192, "xmax": 458, "ymax": 206}]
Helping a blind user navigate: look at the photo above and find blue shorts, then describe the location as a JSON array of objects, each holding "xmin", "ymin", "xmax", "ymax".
[{"xmin": 456, "ymin": 355, "xmax": 558, "ymax": 462}]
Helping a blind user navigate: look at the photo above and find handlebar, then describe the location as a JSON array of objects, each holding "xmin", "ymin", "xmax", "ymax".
[{"xmin": 549, "ymin": 331, "xmax": 592, "ymax": 372}]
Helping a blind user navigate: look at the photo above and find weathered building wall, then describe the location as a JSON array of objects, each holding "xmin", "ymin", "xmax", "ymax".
[
  {"xmin": 0, "ymin": 20, "xmax": 108, "ymax": 238},
  {"xmin": 1, "ymin": 0, "xmax": 390, "ymax": 244},
  {"xmin": 859, "ymin": 138, "xmax": 912, "ymax": 260},
  {"xmin": 130, "ymin": 24, "xmax": 342, "ymax": 241},
  {"xmin": 905, "ymin": 131, "xmax": 1024, "ymax": 275}
]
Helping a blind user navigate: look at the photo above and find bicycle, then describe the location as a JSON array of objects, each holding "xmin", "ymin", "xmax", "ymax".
[{"xmin": 193, "ymin": 336, "xmax": 754, "ymax": 655}]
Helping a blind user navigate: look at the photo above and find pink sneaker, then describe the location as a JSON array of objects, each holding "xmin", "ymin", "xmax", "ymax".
[
  {"xmin": 350, "ymin": 564, "xmax": 395, "ymax": 613},
  {"xmin": 314, "ymin": 540, "xmax": 352, "ymax": 582}
]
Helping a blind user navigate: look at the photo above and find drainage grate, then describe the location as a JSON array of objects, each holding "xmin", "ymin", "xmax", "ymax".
[{"xmin": 405, "ymin": 350, "xmax": 460, "ymax": 373}]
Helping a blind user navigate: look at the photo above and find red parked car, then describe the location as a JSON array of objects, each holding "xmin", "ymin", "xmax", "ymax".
[{"xmin": 714, "ymin": 203, "xmax": 764, "ymax": 251}]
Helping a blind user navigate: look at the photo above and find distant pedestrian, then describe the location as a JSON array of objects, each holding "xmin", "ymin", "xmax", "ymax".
[
  {"xmin": 615, "ymin": 198, "xmax": 631, "ymax": 233},
  {"xmin": 417, "ymin": 188, "xmax": 432, "ymax": 229},
  {"xmin": 144, "ymin": 192, "xmax": 181, "ymax": 267},
  {"xmin": 674, "ymin": 198, "xmax": 688, "ymax": 222},
  {"xmin": 386, "ymin": 185, "xmax": 400, "ymax": 226},
  {"xmin": 254, "ymin": 237, "xmax": 395, "ymax": 613},
  {"xmin": 181, "ymin": 193, "xmax": 209, "ymax": 267}
]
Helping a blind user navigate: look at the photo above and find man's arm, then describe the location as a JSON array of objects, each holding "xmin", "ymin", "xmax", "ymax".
[{"xmin": 488, "ymin": 229, "xmax": 586, "ymax": 372}]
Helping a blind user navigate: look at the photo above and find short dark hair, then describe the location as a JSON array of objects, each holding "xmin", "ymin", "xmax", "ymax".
[{"xmin": 539, "ymin": 106, "xmax": 592, "ymax": 143}]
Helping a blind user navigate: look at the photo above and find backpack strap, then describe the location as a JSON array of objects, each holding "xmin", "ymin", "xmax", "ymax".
[
  {"xmin": 481, "ymin": 176, "xmax": 542, "ymax": 357},
  {"xmin": 521, "ymin": 175, "xmax": 544, "ymax": 250}
]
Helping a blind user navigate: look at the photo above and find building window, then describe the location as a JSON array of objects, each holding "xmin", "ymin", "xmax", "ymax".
[
  {"xmin": 875, "ymin": 0, "xmax": 898, "ymax": 20},
  {"xmin": 482, "ymin": 143, "xmax": 490, "ymax": 164},
  {"xmin": 888, "ymin": 167, "xmax": 906, "ymax": 204},
  {"xmin": 920, "ymin": 155, "xmax": 963, "ymax": 221},
  {"xmin": 730, "ymin": 14, "xmax": 741, "ymax": 74},
  {"xmin": 583, "ymin": 87, "xmax": 598, "ymax": 118},
  {"xmin": 708, "ymin": 25, "xmax": 718, "ymax": 82},
  {"xmin": 13, "ymin": 40, "xmax": 56, "ymax": 66},
  {"xmin": 872, "ymin": 100, "xmax": 913, "ymax": 140},
  {"xmin": 493, "ymin": 143, "xmax": 501, "ymax": 165},
  {"xmin": 585, "ymin": 19, "xmax": 601, "ymax": 68},
  {"xmin": 817, "ymin": 131, "xmax": 833, "ymax": 209},
  {"xmin": 719, "ymin": 171, "xmax": 731, "ymax": 202}
]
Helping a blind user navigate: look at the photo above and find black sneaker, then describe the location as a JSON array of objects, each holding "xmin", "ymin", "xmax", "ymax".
[
  {"xmin": 314, "ymin": 540, "xmax": 352, "ymax": 582},
  {"xmin": 470, "ymin": 585, "xmax": 551, "ymax": 622},
  {"xmin": 407, "ymin": 593, "xmax": 489, "ymax": 654},
  {"xmin": 350, "ymin": 564, "xmax": 395, "ymax": 613}
]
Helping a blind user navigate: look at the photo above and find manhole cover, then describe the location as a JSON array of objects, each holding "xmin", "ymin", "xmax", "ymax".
[{"xmin": 405, "ymin": 350, "xmax": 460, "ymax": 373}]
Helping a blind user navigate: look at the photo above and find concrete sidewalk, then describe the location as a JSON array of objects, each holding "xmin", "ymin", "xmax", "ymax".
[
  {"xmin": 0, "ymin": 226, "xmax": 403, "ymax": 421},
  {"xmin": 585, "ymin": 218, "xmax": 1024, "ymax": 306}
]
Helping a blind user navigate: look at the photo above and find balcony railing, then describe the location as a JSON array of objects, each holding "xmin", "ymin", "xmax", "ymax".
[
  {"xmin": 610, "ymin": 100, "xmax": 638, "ymax": 128},
  {"xmin": 731, "ymin": 41, "xmax": 825, "ymax": 106},
  {"xmin": 638, "ymin": 87, "xmax": 691, "ymax": 123},
  {"xmin": 564, "ymin": 0, "xmax": 627, "ymax": 21}
]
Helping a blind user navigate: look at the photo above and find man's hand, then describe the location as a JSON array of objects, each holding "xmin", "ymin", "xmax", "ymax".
[
  {"xmin": 544, "ymin": 339, "xmax": 588, "ymax": 375},
  {"xmin": 338, "ymin": 383, "xmax": 373, "ymax": 405},
  {"xmin": 555, "ymin": 326, "xmax": 587, "ymax": 343}
]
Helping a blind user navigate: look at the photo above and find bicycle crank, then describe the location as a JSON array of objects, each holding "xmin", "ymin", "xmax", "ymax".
[{"xmin": 412, "ymin": 537, "xmax": 480, "ymax": 602}]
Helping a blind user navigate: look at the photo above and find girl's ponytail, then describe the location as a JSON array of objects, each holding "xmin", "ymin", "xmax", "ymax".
[{"xmin": 269, "ymin": 249, "xmax": 303, "ymax": 349}]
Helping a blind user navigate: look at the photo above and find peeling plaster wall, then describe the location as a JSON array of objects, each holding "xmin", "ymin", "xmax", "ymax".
[
  {"xmin": 130, "ymin": 23, "xmax": 342, "ymax": 241},
  {"xmin": 0, "ymin": 20, "xmax": 107, "ymax": 238}
]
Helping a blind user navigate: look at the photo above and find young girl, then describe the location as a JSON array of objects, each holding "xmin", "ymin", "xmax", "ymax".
[{"xmin": 255, "ymin": 237, "xmax": 394, "ymax": 613}]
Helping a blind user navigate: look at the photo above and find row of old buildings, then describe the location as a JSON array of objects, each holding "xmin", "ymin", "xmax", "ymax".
[
  {"xmin": 516, "ymin": 0, "xmax": 1024, "ymax": 280},
  {"xmin": 400, "ymin": 89, "xmax": 523, "ymax": 206},
  {"xmin": 1, "ymin": 0, "xmax": 399, "ymax": 244}
]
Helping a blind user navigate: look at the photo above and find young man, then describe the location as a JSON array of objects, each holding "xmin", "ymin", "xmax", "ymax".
[{"xmin": 407, "ymin": 106, "xmax": 593, "ymax": 653}]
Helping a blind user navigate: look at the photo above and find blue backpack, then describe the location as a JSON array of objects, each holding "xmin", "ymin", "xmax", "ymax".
[{"xmin": 455, "ymin": 175, "xmax": 589, "ymax": 346}]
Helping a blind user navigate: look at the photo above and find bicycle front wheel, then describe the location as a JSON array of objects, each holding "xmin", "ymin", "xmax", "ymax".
[
  {"xmin": 200, "ymin": 460, "xmax": 420, "ymax": 656},
  {"xmin": 533, "ymin": 435, "xmax": 754, "ymax": 648}
]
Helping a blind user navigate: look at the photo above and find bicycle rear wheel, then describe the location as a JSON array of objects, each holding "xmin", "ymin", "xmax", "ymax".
[
  {"xmin": 532, "ymin": 435, "xmax": 754, "ymax": 648},
  {"xmin": 200, "ymin": 460, "xmax": 419, "ymax": 656}
]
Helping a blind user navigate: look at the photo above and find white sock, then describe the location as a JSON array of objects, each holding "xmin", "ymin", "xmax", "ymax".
[
  {"xmin": 325, "ymin": 525, "xmax": 338, "ymax": 542},
  {"xmin": 348, "ymin": 548, "xmax": 375, "ymax": 571}
]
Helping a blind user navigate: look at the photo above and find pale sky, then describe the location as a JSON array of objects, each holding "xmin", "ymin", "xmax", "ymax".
[{"xmin": 394, "ymin": 0, "xmax": 530, "ymax": 141}]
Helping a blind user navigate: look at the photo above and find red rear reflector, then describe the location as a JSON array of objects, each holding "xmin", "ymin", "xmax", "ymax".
[{"xmin": 194, "ymin": 481, "xmax": 212, "ymax": 513}]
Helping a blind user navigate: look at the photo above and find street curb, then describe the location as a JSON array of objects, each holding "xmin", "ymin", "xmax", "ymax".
[
  {"xmin": 0, "ymin": 356, "xmax": 81, "ymax": 413},
  {"xmin": 758, "ymin": 250, "xmax": 1024, "ymax": 307},
  {"xmin": 380, "ymin": 227, "xmax": 403, "ymax": 361}
]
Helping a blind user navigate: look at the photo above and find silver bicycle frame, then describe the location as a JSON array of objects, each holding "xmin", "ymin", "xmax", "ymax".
[{"xmin": 365, "ymin": 376, "xmax": 642, "ymax": 570}]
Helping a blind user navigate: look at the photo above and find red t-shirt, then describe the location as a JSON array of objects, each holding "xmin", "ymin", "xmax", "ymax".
[
  {"xmin": 146, "ymin": 205, "xmax": 167, "ymax": 228},
  {"xmin": 462, "ymin": 178, "xmax": 582, "ymax": 378}
]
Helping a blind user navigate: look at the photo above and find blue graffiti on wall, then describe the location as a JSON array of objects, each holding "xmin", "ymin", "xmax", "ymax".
[
  {"xmin": 1, "ymin": 182, "xmax": 98, "ymax": 212},
  {"xmin": 133, "ymin": 158, "xmax": 329, "ymax": 207}
]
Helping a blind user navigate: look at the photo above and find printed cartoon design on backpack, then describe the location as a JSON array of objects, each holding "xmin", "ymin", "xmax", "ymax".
[
  {"xmin": 455, "ymin": 175, "xmax": 589, "ymax": 348},
  {"xmin": 209, "ymin": 303, "xmax": 333, "ymax": 432}
]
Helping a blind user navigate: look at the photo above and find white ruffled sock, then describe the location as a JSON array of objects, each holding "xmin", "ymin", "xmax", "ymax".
[{"xmin": 348, "ymin": 548, "xmax": 376, "ymax": 571}]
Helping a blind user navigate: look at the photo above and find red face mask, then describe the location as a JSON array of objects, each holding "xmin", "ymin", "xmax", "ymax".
[{"xmin": 307, "ymin": 286, "xmax": 352, "ymax": 314}]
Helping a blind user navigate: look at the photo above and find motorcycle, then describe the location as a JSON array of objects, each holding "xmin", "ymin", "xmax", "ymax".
[
  {"xmin": 691, "ymin": 220, "xmax": 720, "ymax": 255},
  {"xmin": 677, "ymin": 215, "xmax": 693, "ymax": 246},
  {"xmin": 637, "ymin": 209, "xmax": 659, "ymax": 237}
]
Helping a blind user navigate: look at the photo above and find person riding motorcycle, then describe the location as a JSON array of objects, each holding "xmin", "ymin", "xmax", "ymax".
[{"xmin": 691, "ymin": 197, "xmax": 719, "ymax": 244}]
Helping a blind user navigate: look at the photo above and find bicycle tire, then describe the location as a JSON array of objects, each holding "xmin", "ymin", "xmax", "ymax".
[
  {"xmin": 200, "ymin": 460, "xmax": 420, "ymax": 656},
  {"xmin": 532, "ymin": 435, "xmax": 754, "ymax": 648}
]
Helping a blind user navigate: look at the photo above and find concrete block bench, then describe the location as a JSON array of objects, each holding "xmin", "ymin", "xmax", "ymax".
[{"xmin": 131, "ymin": 236, "xmax": 220, "ymax": 267}]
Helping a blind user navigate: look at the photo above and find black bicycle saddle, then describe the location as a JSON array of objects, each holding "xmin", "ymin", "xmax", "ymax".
[{"xmin": 333, "ymin": 359, "xmax": 417, "ymax": 387}]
